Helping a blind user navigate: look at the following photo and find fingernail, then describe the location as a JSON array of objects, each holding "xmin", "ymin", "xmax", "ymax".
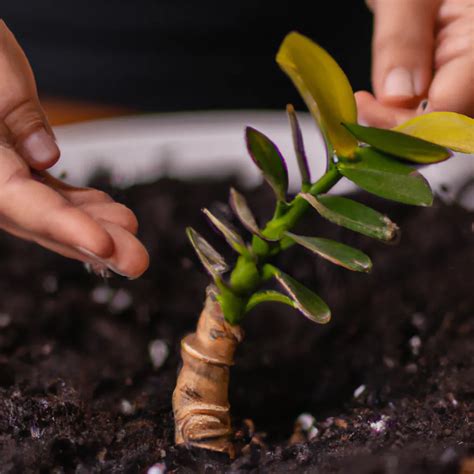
[
  {"xmin": 384, "ymin": 67, "xmax": 415, "ymax": 98},
  {"xmin": 413, "ymin": 72, "xmax": 425, "ymax": 97},
  {"xmin": 77, "ymin": 247, "xmax": 130, "ymax": 278},
  {"xmin": 20, "ymin": 128, "xmax": 60, "ymax": 165},
  {"xmin": 107, "ymin": 264, "xmax": 131, "ymax": 278},
  {"xmin": 76, "ymin": 246, "xmax": 102, "ymax": 260},
  {"xmin": 417, "ymin": 99, "xmax": 429, "ymax": 113}
]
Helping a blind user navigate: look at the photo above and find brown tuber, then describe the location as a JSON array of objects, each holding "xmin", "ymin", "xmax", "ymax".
[{"xmin": 172, "ymin": 288, "xmax": 243, "ymax": 457}]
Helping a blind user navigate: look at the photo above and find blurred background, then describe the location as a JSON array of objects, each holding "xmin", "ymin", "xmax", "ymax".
[{"xmin": 3, "ymin": 1, "xmax": 373, "ymax": 125}]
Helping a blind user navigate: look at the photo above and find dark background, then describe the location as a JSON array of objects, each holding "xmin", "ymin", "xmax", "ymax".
[{"xmin": 2, "ymin": 1, "xmax": 373, "ymax": 111}]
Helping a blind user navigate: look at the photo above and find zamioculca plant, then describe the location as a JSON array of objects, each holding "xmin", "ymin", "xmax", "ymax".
[{"xmin": 172, "ymin": 32, "xmax": 474, "ymax": 457}]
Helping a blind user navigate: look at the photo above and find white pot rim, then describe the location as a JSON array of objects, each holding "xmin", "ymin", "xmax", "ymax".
[{"xmin": 53, "ymin": 110, "xmax": 474, "ymax": 205}]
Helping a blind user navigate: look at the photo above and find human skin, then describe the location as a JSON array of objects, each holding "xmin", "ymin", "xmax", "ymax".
[
  {"xmin": 356, "ymin": 0, "xmax": 474, "ymax": 128},
  {"xmin": 0, "ymin": 20, "xmax": 149, "ymax": 278}
]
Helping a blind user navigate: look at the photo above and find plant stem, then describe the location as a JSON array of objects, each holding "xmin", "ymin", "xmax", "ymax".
[
  {"xmin": 262, "ymin": 166, "xmax": 342, "ymax": 240},
  {"xmin": 173, "ymin": 290, "xmax": 243, "ymax": 457},
  {"xmin": 227, "ymin": 167, "xmax": 342, "ymax": 320},
  {"xmin": 173, "ymin": 168, "xmax": 342, "ymax": 454}
]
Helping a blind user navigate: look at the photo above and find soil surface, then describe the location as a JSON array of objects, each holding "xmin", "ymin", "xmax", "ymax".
[{"xmin": 0, "ymin": 175, "xmax": 473, "ymax": 473}]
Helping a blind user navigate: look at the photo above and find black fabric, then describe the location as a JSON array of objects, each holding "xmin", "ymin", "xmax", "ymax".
[{"xmin": 3, "ymin": 1, "xmax": 373, "ymax": 111}]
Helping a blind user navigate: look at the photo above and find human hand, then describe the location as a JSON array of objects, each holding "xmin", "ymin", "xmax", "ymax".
[
  {"xmin": 356, "ymin": 0, "xmax": 474, "ymax": 128},
  {"xmin": 0, "ymin": 20, "xmax": 149, "ymax": 278},
  {"xmin": 0, "ymin": 20, "xmax": 61, "ymax": 168},
  {"xmin": 0, "ymin": 144, "xmax": 149, "ymax": 278}
]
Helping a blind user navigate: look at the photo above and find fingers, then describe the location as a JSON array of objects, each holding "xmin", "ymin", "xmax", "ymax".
[
  {"xmin": 0, "ymin": 176, "xmax": 116, "ymax": 259},
  {"xmin": 427, "ymin": 1, "xmax": 474, "ymax": 116},
  {"xmin": 0, "ymin": 159, "xmax": 147, "ymax": 277},
  {"xmin": 97, "ymin": 221, "xmax": 149, "ymax": 279},
  {"xmin": 80, "ymin": 202, "xmax": 139, "ymax": 234},
  {"xmin": 355, "ymin": 91, "xmax": 418, "ymax": 128},
  {"xmin": 0, "ymin": 20, "xmax": 59, "ymax": 169},
  {"xmin": 0, "ymin": 172, "xmax": 149, "ymax": 278},
  {"xmin": 369, "ymin": 0, "xmax": 440, "ymax": 107},
  {"xmin": 41, "ymin": 173, "xmax": 139, "ymax": 234},
  {"xmin": 426, "ymin": 57, "xmax": 474, "ymax": 117},
  {"xmin": 0, "ymin": 219, "xmax": 95, "ymax": 262}
]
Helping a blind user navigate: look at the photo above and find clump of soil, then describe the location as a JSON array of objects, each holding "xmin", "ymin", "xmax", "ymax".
[{"xmin": 0, "ymin": 175, "xmax": 472, "ymax": 473}]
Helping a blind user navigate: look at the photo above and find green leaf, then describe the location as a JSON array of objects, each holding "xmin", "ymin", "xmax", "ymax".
[
  {"xmin": 246, "ymin": 127, "xmax": 288, "ymax": 201},
  {"xmin": 338, "ymin": 147, "xmax": 433, "ymax": 206},
  {"xmin": 300, "ymin": 193, "xmax": 399, "ymax": 241},
  {"xmin": 186, "ymin": 227, "xmax": 228, "ymax": 278},
  {"xmin": 342, "ymin": 123, "xmax": 451, "ymax": 164},
  {"xmin": 229, "ymin": 188, "xmax": 267, "ymax": 239},
  {"xmin": 286, "ymin": 104, "xmax": 311, "ymax": 184},
  {"xmin": 286, "ymin": 232, "xmax": 372, "ymax": 272},
  {"xmin": 266, "ymin": 265, "xmax": 331, "ymax": 324},
  {"xmin": 245, "ymin": 290, "xmax": 295, "ymax": 313},
  {"xmin": 202, "ymin": 208, "xmax": 248, "ymax": 255},
  {"xmin": 394, "ymin": 112, "xmax": 474, "ymax": 154},
  {"xmin": 276, "ymin": 31, "xmax": 358, "ymax": 158}
]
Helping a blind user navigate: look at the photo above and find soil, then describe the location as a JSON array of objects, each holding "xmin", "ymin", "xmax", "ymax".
[{"xmin": 0, "ymin": 174, "xmax": 473, "ymax": 474}]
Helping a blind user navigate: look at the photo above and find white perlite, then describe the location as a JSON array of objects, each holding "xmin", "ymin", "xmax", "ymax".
[
  {"xmin": 109, "ymin": 289, "xmax": 133, "ymax": 313},
  {"xmin": 353, "ymin": 384, "xmax": 366, "ymax": 398},
  {"xmin": 296, "ymin": 413, "xmax": 315, "ymax": 431},
  {"xmin": 42, "ymin": 275, "xmax": 58, "ymax": 293},
  {"xmin": 91, "ymin": 286, "xmax": 112, "ymax": 304},
  {"xmin": 120, "ymin": 399, "xmax": 135, "ymax": 416},
  {"xmin": 0, "ymin": 313, "xmax": 11, "ymax": 328},
  {"xmin": 149, "ymin": 340, "xmax": 169, "ymax": 369},
  {"xmin": 409, "ymin": 335, "xmax": 422, "ymax": 355},
  {"xmin": 308, "ymin": 426, "xmax": 319, "ymax": 440},
  {"xmin": 369, "ymin": 415, "xmax": 389, "ymax": 434},
  {"xmin": 147, "ymin": 463, "xmax": 166, "ymax": 474}
]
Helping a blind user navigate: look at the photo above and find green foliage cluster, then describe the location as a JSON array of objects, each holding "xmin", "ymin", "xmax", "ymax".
[{"xmin": 186, "ymin": 32, "xmax": 473, "ymax": 326}]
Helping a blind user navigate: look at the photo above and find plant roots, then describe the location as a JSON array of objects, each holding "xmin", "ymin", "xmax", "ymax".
[{"xmin": 172, "ymin": 287, "xmax": 243, "ymax": 457}]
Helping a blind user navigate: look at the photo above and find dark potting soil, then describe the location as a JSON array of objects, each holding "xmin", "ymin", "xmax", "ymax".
[{"xmin": 0, "ymin": 175, "xmax": 473, "ymax": 474}]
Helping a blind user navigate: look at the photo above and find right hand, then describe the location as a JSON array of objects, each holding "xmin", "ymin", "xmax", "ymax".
[{"xmin": 355, "ymin": 0, "xmax": 474, "ymax": 128}]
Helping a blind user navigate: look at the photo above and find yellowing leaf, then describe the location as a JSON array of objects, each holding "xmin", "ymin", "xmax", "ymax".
[
  {"xmin": 276, "ymin": 31, "xmax": 358, "ymax": 158},
  {"xmin": 394, "ymin": 112, "xmax": 474, "ymax": 154}
]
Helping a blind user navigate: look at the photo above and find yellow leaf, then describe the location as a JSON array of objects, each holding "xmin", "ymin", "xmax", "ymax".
[
  {"xmin": 276, "ymin": 31, "xmax": 358, "ymax": 158},
  {"xmin": 394, "ymin": 112, "xmax": 474, "ymax": 154}
]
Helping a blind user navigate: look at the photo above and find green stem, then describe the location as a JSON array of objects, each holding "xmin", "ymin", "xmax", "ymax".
[
  {"xmin": 260, "ymin": 166, "xmax": 341, "ymax": 241},
  {"xmin": 225, "ymin": 167, "xmax": 342, "ymax": 322}
]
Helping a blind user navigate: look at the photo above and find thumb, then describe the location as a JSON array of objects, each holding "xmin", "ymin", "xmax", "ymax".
[
  {"xmin": 369, "ymin": 0, "xmax": 440, "ymax": 107},
  {"xmin": 0, "ymin": 20, "xmax": 59, "ymax": 170}
]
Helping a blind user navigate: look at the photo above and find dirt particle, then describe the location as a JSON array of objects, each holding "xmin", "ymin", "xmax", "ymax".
[
  {"xmin": 96, "ymin": 448, "xmax": 107, "ymax": 463},
  {"xmin": 334, "ymin": 418, "xmax": 348, "ymax": 430},
  {"xmin": 30, "ymin": 425, "xmax": 43, "ymax": 439}
]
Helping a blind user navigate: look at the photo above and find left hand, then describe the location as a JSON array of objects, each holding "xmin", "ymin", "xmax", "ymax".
[{"xmin": 0, "ymin": 142, "xmax": 149, "ymax": 279}]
